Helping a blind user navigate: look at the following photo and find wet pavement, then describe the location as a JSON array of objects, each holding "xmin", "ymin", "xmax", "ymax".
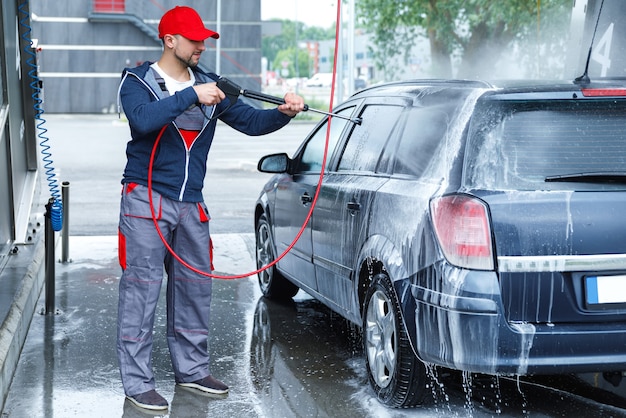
[
  {"xmin": 2, "ymin": 115, "xmax": 626, "ymax": 417},
  {"xmin": 2, "ymin": 234, "xmax": 264, "ymax": 417},
  {"xmin": 3, "ymin": 235, "xmax": 626, "ymax": 417}
]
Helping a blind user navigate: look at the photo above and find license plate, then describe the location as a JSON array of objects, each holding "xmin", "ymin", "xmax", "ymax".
[{"xmin": 585, "ymin": 274, "xmax": 626, "ymax": 306}]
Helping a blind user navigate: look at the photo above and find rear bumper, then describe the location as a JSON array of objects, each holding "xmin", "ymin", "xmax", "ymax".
[{"xmin": 406, "ymin": 269, "xmax": 626, "ymax": 376}]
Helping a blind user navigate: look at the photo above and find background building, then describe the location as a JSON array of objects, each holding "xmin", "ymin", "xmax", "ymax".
[{"xmin": 30, "ymin": 0, "xmax": 263, "ymax": 113}]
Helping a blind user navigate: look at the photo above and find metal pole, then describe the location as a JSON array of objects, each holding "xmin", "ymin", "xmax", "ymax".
[
  {"xmin": 61, "ymin": 181, "xmax": 70, "ymax": 263},
  {"xmin": 337, "ymin": 5, "xmax": 344, "ymax": 102},
  {"xmin": 295, "ymin": 1, "xmax": 299, "ymax": 81},
  {"xmin": 347, "ymin": 0, "xmax": 355, "ymax": 97},
  {"xmin": 45, "ymin": 198, "xmax": 55, "ymax": 315}
]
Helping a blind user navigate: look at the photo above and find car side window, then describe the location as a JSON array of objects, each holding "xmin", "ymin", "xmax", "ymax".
[
  {"xmin": 392, "ymin": 107, "xmax": 450, "ymax": 177},
  {"xmin": 295, "ymin": 107, "xmax": 354, "ymax": 173},
  {"xmin": 337, "ymin": 104, "xmax": 404, "ymax": 172}
]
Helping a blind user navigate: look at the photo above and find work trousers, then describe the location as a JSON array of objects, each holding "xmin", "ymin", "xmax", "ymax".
[{"xmin": 117, "ymin": 183, "xmax": 213, "ymax": 396}]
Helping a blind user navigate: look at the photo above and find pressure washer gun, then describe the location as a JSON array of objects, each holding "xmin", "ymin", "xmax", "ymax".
[{"xmin": 216, "ymin": 77, "xmax": 362, "ymax": 125}]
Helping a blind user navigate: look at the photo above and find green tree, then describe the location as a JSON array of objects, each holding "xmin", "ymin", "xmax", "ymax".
[
  {"xmin": 262, "ymin": 19, "xmax": 335, "ymax": 75},
  {"xmin": 357, "ymin": 0, "xmax": 572, "ymax": 79},
  {"xmin": 273, "ymin": 48, "xmax": 314, "ymax": 78}
]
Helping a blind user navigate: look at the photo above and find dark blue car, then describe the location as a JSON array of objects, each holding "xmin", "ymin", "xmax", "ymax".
[{"xmin": 254, "ymin": 79, "xmax": 626, "ymax": 408}]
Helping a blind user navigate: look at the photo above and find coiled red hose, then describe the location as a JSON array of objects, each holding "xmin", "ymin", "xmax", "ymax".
[{"xmin": 148, "ymin": 1, "xmax": 343, "ymax": 279}]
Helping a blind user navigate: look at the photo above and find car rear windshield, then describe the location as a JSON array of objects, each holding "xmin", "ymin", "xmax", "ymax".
[{"xmin": 464, "ymin": 99, "xmax": 626, "ymax": 191}]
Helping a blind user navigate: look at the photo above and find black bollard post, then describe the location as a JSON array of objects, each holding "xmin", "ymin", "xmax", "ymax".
[
  {"xmin": 61, "ymin": 181, "xmax": 70, "ymax": 263},
  {"xmin": 45, "ymin": 198, "xmax": 55, "ymax": 315}
]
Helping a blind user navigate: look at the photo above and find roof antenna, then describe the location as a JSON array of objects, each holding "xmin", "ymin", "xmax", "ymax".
[{"xmin": 574, "ymin": 0, "xmax": 605, "ymax": 85}]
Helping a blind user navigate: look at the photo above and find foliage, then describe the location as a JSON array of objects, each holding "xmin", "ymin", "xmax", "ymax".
[
  {"xmin": 272, "ymin": 48, "xmax": 315, "ymax": 78},
  {"xmin": 356, "ymin": 0, "xmax": 573, "ymax": 79},
  {"xmin": 262, "ymin": 19, "xmax": 336, "ymax": 77}
]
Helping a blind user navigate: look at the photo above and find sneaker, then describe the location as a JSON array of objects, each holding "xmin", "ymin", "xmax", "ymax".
[
  {"xmin": 126, "ymin": 389, "xmax": 169, "ymax": 411},
  {"xmin": 177, "ymin": 375, "xmax": 229, "ymax": 395}
]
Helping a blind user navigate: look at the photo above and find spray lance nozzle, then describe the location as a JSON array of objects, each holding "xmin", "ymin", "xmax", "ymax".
[{"xmin": 216, "ymin": 77, "xmax": 362, "ymax": 125}]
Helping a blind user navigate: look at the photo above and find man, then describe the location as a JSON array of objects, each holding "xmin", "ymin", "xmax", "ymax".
[{"xmin": 116, "ymin": 6, "xmax": 304, "ymax": 411}]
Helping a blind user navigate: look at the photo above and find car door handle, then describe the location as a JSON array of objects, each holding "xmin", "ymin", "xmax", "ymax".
[
  {"xmin": 300, "ymin": 192, "xmax": 312, "ymax": 205},
  {"xmin": 347, "ymin": 201, "xmax": 361, "ymax": 212}
]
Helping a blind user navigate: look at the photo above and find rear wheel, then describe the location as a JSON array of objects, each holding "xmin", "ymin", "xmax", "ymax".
[
  {"xmin": 255, "ymin": 214, "xmax": 299, "ymax": 299},
  {"xmin": 363, "ymin": 272, "xmax": 427, "ymax": 407}
]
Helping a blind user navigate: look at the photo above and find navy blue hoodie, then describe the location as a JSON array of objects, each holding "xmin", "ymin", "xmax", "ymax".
[{"xmin": 118, "ymin": 61, "xmax": 292, "ymax": 202}]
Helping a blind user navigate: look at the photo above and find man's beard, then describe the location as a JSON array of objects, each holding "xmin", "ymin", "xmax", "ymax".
[{"xmin": 175, "ymin": 52, "xmax": 198, "ymax": 68}]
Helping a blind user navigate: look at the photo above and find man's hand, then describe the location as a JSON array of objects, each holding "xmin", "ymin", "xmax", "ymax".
[
  {"xmin": 278, "ymin": 92, "xmax": 305, "ymax": 117},
  {"xmin": 193, "ymin": 83, "xmax": 226, "ymax": 106}
]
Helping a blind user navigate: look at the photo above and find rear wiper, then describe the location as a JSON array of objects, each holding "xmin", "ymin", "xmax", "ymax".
[{"xmin": 545, "ymin": 172, "xmax": 626, "ymax": 184}]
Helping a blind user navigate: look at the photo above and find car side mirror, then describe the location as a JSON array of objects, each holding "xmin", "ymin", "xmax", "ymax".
[{"xmin": 257, "ymin": 153, "xmax": 291, "ymax": 173}]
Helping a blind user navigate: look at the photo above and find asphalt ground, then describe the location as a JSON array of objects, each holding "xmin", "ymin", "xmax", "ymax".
[{"xmin": 1, "ymin": 235, "xmax": 266, "ymax": 417}]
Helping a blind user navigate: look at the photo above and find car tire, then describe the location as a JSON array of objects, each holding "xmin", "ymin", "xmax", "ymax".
[
  {"xmin": 363, "ymin": 272, "xmax": 427, "ymax": 407},
  {"xmin": 255, "ymin": 213, "xmax": 299, "ymax": 299}
]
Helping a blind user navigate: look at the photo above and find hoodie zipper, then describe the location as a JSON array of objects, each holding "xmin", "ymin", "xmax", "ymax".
[
  {"xmin": 177, "ymin": 125, "xmax": 192, "ymax": 201},
  {"xmin": 175, "ymin": 105, "xmax": 216, "ymax": 201}
]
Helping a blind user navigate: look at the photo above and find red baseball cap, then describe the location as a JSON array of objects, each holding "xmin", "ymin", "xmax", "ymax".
[{"xmin": 158, "ymin": 6, "xmax": 220, "ymax": 41}]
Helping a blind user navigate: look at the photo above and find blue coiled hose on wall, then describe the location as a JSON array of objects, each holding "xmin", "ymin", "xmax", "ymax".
[{"xmin": 18, "ymin": 1, "xmax": 63, "ymax": 232}]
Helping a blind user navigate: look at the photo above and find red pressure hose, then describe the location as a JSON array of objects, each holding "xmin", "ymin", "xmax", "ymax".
[{"xmin": 148, "ymin": 1, "xmax": 343, "ymax": 279}]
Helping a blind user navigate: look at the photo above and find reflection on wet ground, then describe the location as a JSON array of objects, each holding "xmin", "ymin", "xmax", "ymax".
[
  {"xmin": 250, "ymin": 297, "xmax": 367, "ymax": 417},
  {"xmin": 250, "ymin": 295, "xmax": 626, "ymax": 418},
  {"xmin": 3, "ymin": 236, "xmax": 626, "ymax": 417}
]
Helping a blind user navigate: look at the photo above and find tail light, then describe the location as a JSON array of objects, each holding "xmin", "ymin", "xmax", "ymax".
[
  {"xmin": 581, "ymin": 88, "xmax": 626, "ymax": 97},
  {"xmin": 430, "ymin": 194, "xmax": 494, "ymax": 271}
]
